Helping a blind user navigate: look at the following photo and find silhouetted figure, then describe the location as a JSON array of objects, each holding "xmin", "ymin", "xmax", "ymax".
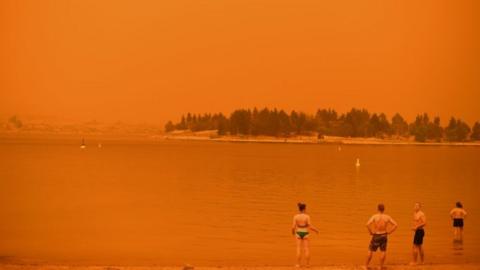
[
  {"xmin": 365, "ymin": 203, "xmax": 398, "ymax": 270},
  {"xmin": 291, "ymin": 202, "xmax": 319, "ymax": 268},
  {"xmin": 410, "ymin": 202, "xmax": 426, "ymax": 265},
  {"xmin": 450, "ymin": 202, "xmax": 467, "ymax": 242}
]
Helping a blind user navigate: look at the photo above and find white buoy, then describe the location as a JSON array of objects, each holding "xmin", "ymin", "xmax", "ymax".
[
  {"xmin": 80, "ymin": 138, "xmax": 86, "ymax": 149},
  {"xmin": 98, "ymin": 143, "xmax": 102, "ymax": 148},
  {"xmin": 338, "ymin": 146, "xmax": 342, "ymax": 151},
  {"xmin": 355, "ymin": 158, "xmax": 360, "ymax": 167}
]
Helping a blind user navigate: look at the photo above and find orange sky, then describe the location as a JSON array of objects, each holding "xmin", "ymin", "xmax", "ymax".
[{"xmin": 1, "ymin": 0, "xmax": 479, "ymax": 125}]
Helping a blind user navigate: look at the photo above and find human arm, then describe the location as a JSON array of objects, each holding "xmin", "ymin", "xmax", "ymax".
[
  {"xmin": 366, "ymin": 216, "xmax": 374, "ymax": 235},
  {"xmin": 388, "ymin": 217, "xmax": 398, "ymax": 234},
  {"xmin": 292, "ymin": 217, "xmax": 297, "ymax": 235},
  {"xmin": 308, "ymin": 217, "xmax": 319, "ymax": 234}
]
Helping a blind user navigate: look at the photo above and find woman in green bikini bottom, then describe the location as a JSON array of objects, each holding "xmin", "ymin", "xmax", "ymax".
[{"xmin": 292, "ymin": 202, "xmax": 319, "ymax": 267}]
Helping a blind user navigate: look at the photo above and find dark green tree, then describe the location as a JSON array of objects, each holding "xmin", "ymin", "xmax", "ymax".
[
  {"xmin": 409, "ymin": 114, "xmax": 429, "ymax": 142},
  {"xmin": 445, "ymin": 117, "xmax": 471, "ymax": 142},
  {"xmin": 290, "ymin": 111, "xmax": 308, "ymax": 134},
  {"xmin": 8, "ymin": 115, "xmax": 23, "ymax": 129},
  {"xmin": 391, "ymin": 113, "xmax": 408, "ymax": 137},
  {"xmin": 341, "ymin": 108, "xmax": 370, "ymax": 137},
  {"xmin": 368, "ymin": 113, "xmax": 381, "ymax": 137},
  {"xmin": 229, "ymin": 109, "xmax": 251, "ymax": 135},
  {"xmin": 426, "ymin": 116, "xmax": 443, "ymax": 141},
  {"xmin": 278, "ymin": 110, "xmax": 292, "ymax": 136},
  {"xmin": 315, "ymin": 108, "xmax": 338, "ymax": 136},
  {"xmin": 164, "ymin": 121, "xmax": 175, "ymax": 132},
  {"xmin": 471, "ymin": 122, "xmax": 480, "ymax": 141}
]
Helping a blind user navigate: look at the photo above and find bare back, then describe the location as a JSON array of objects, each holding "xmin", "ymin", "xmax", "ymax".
[
  {"xmin": 293, "ymin": 213, "xmax": 310, "ymax": 228},
  {"xmin": 367, "ymin": 213, "xmax": 396, "ymax": 234},
  {"xmin": 450, "ymin": 208, "xmax": 467, "ymax": 219}
]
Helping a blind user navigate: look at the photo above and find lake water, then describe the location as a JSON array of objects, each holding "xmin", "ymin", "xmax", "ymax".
[{"xmin": 0, "ymin": 138, "xmax": 479, "ymax": 266}]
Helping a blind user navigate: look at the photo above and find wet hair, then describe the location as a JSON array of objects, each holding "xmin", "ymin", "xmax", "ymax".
[
  {"xmin": 377, "ymin": 203, "xmax": 385, "ymax": 212},
  {"xmin": 456, "ymin": 201, "xmax": 463, "ymax": 208},
  {"xmin": 298, "ymin": 203, "xmax": 306, "ymax": 212}
]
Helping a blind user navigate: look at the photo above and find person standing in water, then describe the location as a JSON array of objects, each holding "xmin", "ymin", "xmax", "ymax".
[
  {"xmin": 365, "ymin": 203, "xmax": 398, "ymax": 270},
  {"xmin": 450, "ymin": 202, "xmax": 467, "ymax": 241},
  {"xmin": 292, "ymin": 202, "xmax": 319, "ymax": 268},
  {"xmin": 410, "ymin": 202, "xmax": 426, "ymax": 265}
]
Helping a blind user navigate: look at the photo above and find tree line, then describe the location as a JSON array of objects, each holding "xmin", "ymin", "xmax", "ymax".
[{"xmin": 165, "ymin": 108, "xmax": 480, "ymax": 142}]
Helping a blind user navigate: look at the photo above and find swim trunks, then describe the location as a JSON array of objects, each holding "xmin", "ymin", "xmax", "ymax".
[
  {"xmin": 296, "ymin": 231, "xmax": 309, "ymax": 239},
  {"xmin": 413, "ymin": 229, "xmax": 425, "ymax": 245},
  {"xmin": 369, "ymin": 234, "xmax": 387, "ymax": 251},
  {"xmin": 453, "ymin": 218, "xmax": 464, "ymax": 228}
]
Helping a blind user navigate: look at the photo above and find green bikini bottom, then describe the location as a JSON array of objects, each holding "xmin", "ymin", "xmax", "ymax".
[{"xmin": 296, "ymin": 231, "xmax": 309, "ymax": 239}]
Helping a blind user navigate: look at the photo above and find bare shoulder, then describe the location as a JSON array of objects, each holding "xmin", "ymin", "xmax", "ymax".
[{"xmin": 384, "ymin": 214, "xmax": 395, "ymax": 222}]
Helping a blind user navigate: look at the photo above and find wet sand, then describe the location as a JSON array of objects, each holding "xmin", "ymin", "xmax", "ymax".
[{"xmin": 1, "ymin": 264, "xmax": 480, "ymax": 270}]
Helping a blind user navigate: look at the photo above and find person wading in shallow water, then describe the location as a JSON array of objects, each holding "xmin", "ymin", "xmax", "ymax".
[
  {"xmin": 292, "ymin": 202, "xmax": 319, "ymax": 268},
  {"xmin": 365, "ymin": 203, "xmax": 398, "ymax": 270},
  {"xmin": 410, "ymin": 202, "xmax": 426, "ymax": 265},
  {"xmin": 450, "ymin": 201, "xmax": 467, "ymax": 241}
]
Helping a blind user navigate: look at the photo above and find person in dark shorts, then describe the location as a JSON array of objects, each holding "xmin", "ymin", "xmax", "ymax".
[
  {"xmin": 410, "ymin": 202, "xmax": 426, "ymax": 265},
  {"xmin": 365, "ymin": 203, "xmax": 398, "ymax": 269},
  {"xmin": 450, "ymin": 202, "xmax": 467, "ymax": 241}
]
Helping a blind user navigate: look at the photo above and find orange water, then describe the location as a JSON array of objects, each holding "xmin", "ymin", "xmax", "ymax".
[{"xmin": 0, "ymin": 138, "xmax": 479, "ymax": 266}]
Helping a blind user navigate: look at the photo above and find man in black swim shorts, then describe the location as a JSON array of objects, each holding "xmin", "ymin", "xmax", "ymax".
[
  {"xmin": 411, "ymin": 202, "xmax": 426, "ymax": 265},
  {"xmin": 450, "ymin": 202, "xmax": 467, "ymax": 241},
  {"xmin": 365, "ymin": 204, "xmax": 398, "ymax": 269}
]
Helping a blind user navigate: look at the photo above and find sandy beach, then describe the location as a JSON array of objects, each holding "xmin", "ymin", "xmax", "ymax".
[{"xmin": 1, "ymin": 264, "xmax": 480, "ymax": 270}]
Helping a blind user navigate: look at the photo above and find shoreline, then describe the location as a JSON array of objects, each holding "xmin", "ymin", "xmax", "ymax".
[
  {"xmin": 1, "ymin": 263, "xmax": 480, "ymax": 270},
  {"xmin": 163, "ymin": 132, "xmax": 480, "ymax": 146},
  {"xmin": 1, "ymin": 131, "xmax": 480, "ymax": 146}
]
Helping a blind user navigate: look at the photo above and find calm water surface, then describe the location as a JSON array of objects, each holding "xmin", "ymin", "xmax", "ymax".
[{"xmin": 0, "ymin": 138, "xmax": 479, "ymax": 266}]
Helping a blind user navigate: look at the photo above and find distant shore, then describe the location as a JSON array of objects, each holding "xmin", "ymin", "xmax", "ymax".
[
  {"xmin": 1, "ymin": 264, "xmax": 480, "ymax": 270},
  {"xmin": 163, "ymin": 130, "xmax": 480, "ymax": 146},
  {"xmin": 1, "ymin": 131, "xmax": 480, "ymax": 146}
]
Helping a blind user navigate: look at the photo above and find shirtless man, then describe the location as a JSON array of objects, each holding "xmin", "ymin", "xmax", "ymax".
[
  {"xmin": 450, "ymin": 202, "xmax": 467, "ymax": 241},
  {"xmin": 410, "ymin": 202, "xmax": 426, "ymax": 265},
  {"xmin": 365, "ymin": 203, "xmax": 398, "ymax": 269},
  {"xmin": 292, "ymin": 202, "xmax": 319, "ymax": 268}
]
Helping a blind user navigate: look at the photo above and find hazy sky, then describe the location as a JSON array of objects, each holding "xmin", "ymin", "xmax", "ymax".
[{"xmin": 1, "ymin": 0, "xmax": 479, "ymax": 125}]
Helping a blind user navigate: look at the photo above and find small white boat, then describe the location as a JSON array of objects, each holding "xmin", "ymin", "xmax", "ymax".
[{"xmin": 355, "ymin": 158, "xmax": 360, "ymax": 167}]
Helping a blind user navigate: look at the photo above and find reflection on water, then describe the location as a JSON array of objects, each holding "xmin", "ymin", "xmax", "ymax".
[
  {"xmin": 452, "ymin": 239, "xmax": 464, "ymax": 256},
  {"xmin": 0, "ymin": 139, "xmax": 479, "ymax": 266}
]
